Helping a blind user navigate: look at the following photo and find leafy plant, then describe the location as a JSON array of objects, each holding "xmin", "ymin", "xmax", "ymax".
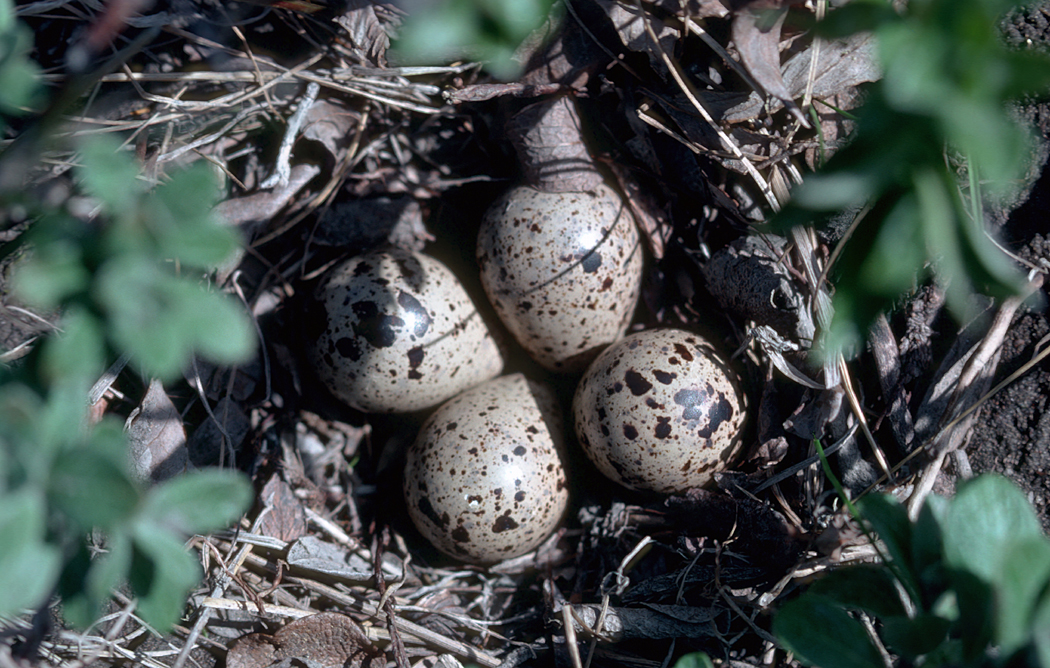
[
  {"xmin": 774, "ymin": 474, "xmax": 1050, "ymax": 667},
  {"xmin": 0, "ymin": 0, "xmax": 256, "ymax": 629},
  {"xmin": 772, "ymin": 0, "xmax": 1050, "ymax": 354}
]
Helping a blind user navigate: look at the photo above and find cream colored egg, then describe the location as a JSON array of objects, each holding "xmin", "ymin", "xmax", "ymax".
[
  {"xmin": 403, "ymin": 374, "xmax": 569, "ymax": 563},
  {"xmin": 477, "ymin": 184, "xmax": 643, "ymax": 372},
  {"xmin": 573, "ymin": 328, "xmax": 746, "ymax": 493},
  {"xmin": 308, "ymin": 248, "xmax": 503, "ymax": 413}
]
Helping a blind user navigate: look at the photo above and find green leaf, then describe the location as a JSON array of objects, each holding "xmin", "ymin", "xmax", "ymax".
[
  {"xmin": 881, "ymin": 612, "xmax": 951, "ymax": 659},
  {"xmin": 77, "ymin": 137, "xmax": 145, "ymax": 217},
  {"xmin": 142, "ymin": 469, "xmax": 252, "ymax": 536},
  {"xmin": 672, "ymin": 652, "xmax": 714, "ymax": 668},
  {"xmin": 995, "ymin": 537, "xmax": 1050, "ymax": 656},
  {"xmin": 48, "ymin": 447, "xmax": 141, "ymax": 531},
  {"xmin": 392, "ymin": 0, "xmax": 557, "ymax": 80},
  {"xmin": 0, "ymin": 489, "xmax": 62, "ymax": 616},
  {"xmin": 40, "ymin": 307, "xmax": 105, "ymax": 389},
  {"xmin": 147, "ymin": 164, "xmax": 240, "ymax": 269},
  {"xmin": 857, "ymin": 494, "xmax": 919, "ymax": 602},
  {"xmin": 96, "ymin": 256, "xmax": 255, "ymax": 381},
  {"xmin": 947, "ymin": 567, "xmax": 995, "ymax": 663},
  {"xmin": 942, "ymin": 474, "xmax": 1044, "ymax": 583},
  {"xmin": 912, "ymin": 496, "xmax": 948, "ymax": 608},
  {"xmin": 774, "ymin": 596, "xmax": 885, "ymax": 668},
  {"xmin": 1033, "ymin": 591, "xmax": 1050, "ymax": 668},
  {"xmin": 130, "ymin": 522, "xmax": 201, "ymax": 631},
  {"xmin": 12, "ymin": 237, "xmax": 91, "ymax": 308},
  {"xmin": 808, "ymin": 566, "xmax": 908, "ymax": 619}
]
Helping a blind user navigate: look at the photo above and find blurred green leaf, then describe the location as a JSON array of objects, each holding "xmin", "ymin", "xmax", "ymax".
[
  {"xmin": 774, "ymin": 596, "xmax": 884, "ymax": 668},
  {"xmin": 393, "ymin": 0, "xmax": 557, "ymax": 80},
  {"xmin": 0, "ymin": 0, "xmax": 42, "ymax": 120},
  {"xmin": 808, "ymin": 566, "xmax": 908, "ymax": 619},
  {"xmin": 96, "ymin": 256, "xmax": 254, "ymax": 381},
  {"xmin": 0, "ymin": 489, "xmax": 62, "ymax": 617},
  {"xmin": 40, "ymin": 307, "xmax": 105, "ymax": 389},
  {"xmin": 48, "ymin": 448, "xmax": 140, "ymax": 531},
  {"xmin": 672, "ymin": 652, "xmax": 714, "ymax": 668},
  {"xmin": 12, "ymin": 238, "xmax": 90, "ymax": 308},
  {"xmin": 881, "ymin": 612, "xmax": 951, "ymax": 659},
  {"xmin": 130, "ymin": 522, "xmax": 201, "ymax": 631},
  {"xmin": 996, "ymin": 538, "xmax": 1050, "ymax": 656},
  {"xmin": 147, "ymin": 163, "xmax": 241, "ymax": 269},
  {"xmin": 856, "ymin": 493, "xmax": 919, "ymax": 602},
  {"xmin": 142, "ymin": 469, "xmax": 251, "ymax": 536},
  {"xmin": 942, "ymin": 474, "xmax": 1044, "ymax": 583},
  {"xmin": 77, "ymin": 137, "xmax": 145, "ymax": 217}
]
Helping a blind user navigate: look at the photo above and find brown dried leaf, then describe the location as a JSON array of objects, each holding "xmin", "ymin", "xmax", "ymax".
[
  {"xmin": 227, "ymin": 613, "xmax": 382, "ymax": 668},
  {"xmin": 334, "ymin": 0, "xmax": 398, "ymax": 65},
  {"xmin": 302, "ymin": 100, "xmax": 359, "ymax": 159},
  {"xmin": 258, "ymin": 474, "xmax": 309, "ymax": 542},
  {"xmin": 723, "ymin": 32, "xmax": 879, "ymax": 123},
  {"xmin": 508, "ymin": 96, "xmax": 603, "ymax": 192},
  {"xmin": 731, "ymin": 4, "xmax": 805, "ymax": 118},
  {"xmin": 596, "ymin": 0, "xmax": 679, "ymax": 80},
  {"xmin": 125, "ymin": 379, "xmax": 187, "ymax": 484}
]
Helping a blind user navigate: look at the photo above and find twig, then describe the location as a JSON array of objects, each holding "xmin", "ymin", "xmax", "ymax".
[{"xmin": 261, "ymin": 82, "xmax": 320, "ymax": 189}]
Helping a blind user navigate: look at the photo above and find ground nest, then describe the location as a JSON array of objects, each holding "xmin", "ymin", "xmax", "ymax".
[{"xmin": 2, "ymin": 1, "xmax": 1050, "ymax": 667}]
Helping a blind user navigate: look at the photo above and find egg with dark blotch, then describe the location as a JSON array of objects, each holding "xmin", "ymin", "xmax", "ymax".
[
  {"xmin": 308, "ymin": 248, "xmax": 504, "ymax": 413},
  {"xmin": 573, "ymin": 328, "xmax": 747, "ymax": 494},
  {"xmin": 403, "ymin": 373, "xmax": 569, "ymax": 563},
  {"xmin": 477, "ymin": 184, "xmax": 643, "ymax": 372}
]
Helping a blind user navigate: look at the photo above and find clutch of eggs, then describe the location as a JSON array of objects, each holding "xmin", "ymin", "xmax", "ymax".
[
  {"xmin": 477, "ymin": 184, "xmax": 643, "ymax": 372},
  {"xmin": 308, "ymin": 247, "xmax": 504, "ymax": 413},
  {"xmin": 573, "ymin": 328, "xmax": 747, "ymax": 494}
]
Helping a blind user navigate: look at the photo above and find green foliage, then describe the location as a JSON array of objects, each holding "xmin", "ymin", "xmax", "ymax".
[
  {"xmin": 392, "ymin": 0, "xmax": 557, "ymax": 79},
  {"xmin": 0, "ymin": 1, "xmax": 256, "ymax": 628},
  {"xmin": 773, "ymin": 0, "xmax": 1050, "ymax": 355},
  {"xmin": 672, "ymin": 652, "xmax": 714, "ymax": 668},
  {"xmin": 774, "ymin": 474, "xmax": 1050, "ymax": 667},
  {"xmin": 0, "ymin": 0, "xmax": 41, "ymax": 128}
]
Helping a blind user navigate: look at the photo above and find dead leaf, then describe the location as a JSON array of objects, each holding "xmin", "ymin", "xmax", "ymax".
[
  {"xmin": 333, "ymin": 0, "xmax": 399, "ymax": 65},
  {"xmin": 730, "ymin": 2, "xmax": 808, "ymax": 124},
  {"xmin": 286, "ymin": 536, "xmax": 374, "ymax": 582},
  {"xmin": 596, "ymin": 0, "xmax": 680, "ymax": 81},
  {"xmin": 227, "ymin": 613, "xmax": 382, "ymax": 668},
  {"xmin": 257, "ymin": 474, "xmax": 309, "ymax": 542},
  {"xmin": 302, "ymin": 100, "xmax": 359, "ymax": 159},
  {"xmin": 507, "ymin": 96, "xmax": 604, "ymax": 192},
  {"xmin": 722, "ymin": 32, "xmax": 879, "ymax": 123},
  {"xmin": 187, "ymin": 397, "xmax": 251, "ymax": 467},
  {"xmin": 125, "ymin": 379, "xmax": 188, "ymax": 484}
]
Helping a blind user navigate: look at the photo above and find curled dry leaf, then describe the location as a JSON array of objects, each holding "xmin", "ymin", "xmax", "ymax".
[
  {"xmin": 507, "ymin": 96, "xmax": 604, "ymax": 192},
  {"xmin": 125, "ymin": 379, "xmax": 188, "ymax": 484},
  {"xmin": 334, "ymin": 0, "xmax": 399, "ymax": 65},
  {"xmin": 227, "ymin": 612, "xmax": 383, "ymax": 668}
]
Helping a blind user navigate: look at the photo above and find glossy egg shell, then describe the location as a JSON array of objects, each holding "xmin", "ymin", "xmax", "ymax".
[
  {"xmin": 573, "ymin": 328, "xmax": 746, "ymax": 493},
  {"xmin": 404, "ymin": 373, "xmax": 569, "ymax": 563},
  {"xmin": 308, "ymin": 248, "xmax": 504, "ymax": 413},
  {"xmin": 477, "ymin": 184, "xmax": 643, "ymax": 372}
]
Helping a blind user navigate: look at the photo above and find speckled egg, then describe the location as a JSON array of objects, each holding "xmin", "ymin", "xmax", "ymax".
[
  {"xmin": 308, "ymin": 248, "xmax": 504, "ymax": 413},
  {"xmin": 404, "ymin": 373, "xmax": 569, "ymax": 563},
  {"xmin": 477, "ymin": 184, "xmax": 643, "ymax": 372},
  {"xmin": 573, "ymin": 328, "xmax": 747, "ymax": 494}
]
